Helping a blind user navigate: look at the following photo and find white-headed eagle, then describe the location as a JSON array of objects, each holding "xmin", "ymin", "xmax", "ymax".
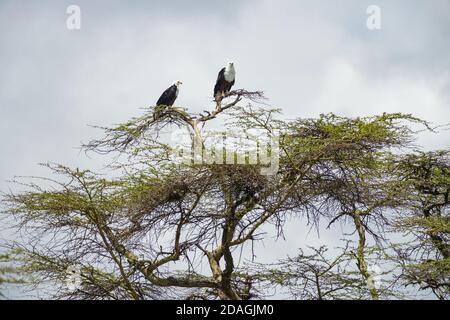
[
  {"xmin": 156, "ymin": 80, "xmax": 183, "ymax": 107},
  {"xmin": 214, "ymin": 62, "xmax": 235, "ymax": 101}
]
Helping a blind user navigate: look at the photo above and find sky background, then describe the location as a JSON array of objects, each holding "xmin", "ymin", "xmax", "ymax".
[{"xmin": 0, "ymin": 0, "xmax": 449, "ymax": 298}]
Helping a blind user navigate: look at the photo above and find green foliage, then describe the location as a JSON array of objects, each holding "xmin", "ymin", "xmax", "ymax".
[{"xmin": 1, "ymin": 90, "xmax": 448, "ymax": 300}]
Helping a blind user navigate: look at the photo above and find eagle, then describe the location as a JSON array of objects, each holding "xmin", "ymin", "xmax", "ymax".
[
  {"xmin": 214, "ymin": 62, "xmax": 235, "ymax": 101},
  {"xmin": 156, "ymin": 80, "xmax": 183, "ymax": 107},
  {"xmin": 154, "ymin": 80, "xmax": 183, "ymax": 121}
]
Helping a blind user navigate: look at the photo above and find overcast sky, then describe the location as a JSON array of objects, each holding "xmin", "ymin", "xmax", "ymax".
[{"xmin": 1, "ymin": 0, "xmax": 449, "ymax": 298}]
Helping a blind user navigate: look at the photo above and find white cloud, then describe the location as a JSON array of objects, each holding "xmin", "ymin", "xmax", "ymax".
[{"xmin": 312, "ymin": 58, "xmax": 449, "ymax": 148}]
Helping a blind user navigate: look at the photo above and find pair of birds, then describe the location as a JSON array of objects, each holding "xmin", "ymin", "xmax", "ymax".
[{"xmin": 156, "ymin": 62, "xmax": 236, "ymax": 108}]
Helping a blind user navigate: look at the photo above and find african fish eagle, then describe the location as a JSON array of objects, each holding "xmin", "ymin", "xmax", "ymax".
[
  {"xmin": 156, "ymin": 80, "xmax": 183, "ymax": 107},
  {"xmin": 214, "ymin": 62, "xmax": 235, "ymax": 101}
]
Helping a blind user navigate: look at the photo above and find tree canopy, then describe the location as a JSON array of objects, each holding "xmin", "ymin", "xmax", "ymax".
[{"xmin": 1, "ymin": 90, "xmax": 449, "ymax": 300}]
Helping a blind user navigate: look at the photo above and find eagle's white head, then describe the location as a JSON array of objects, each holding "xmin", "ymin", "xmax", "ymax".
[
  {"xmin": 225, "ymin": 62, "xmax": 236, "ymax": 81},
  {"xmin": 173, "ymin": 80, "xmax": 183, "ymax": 87}
]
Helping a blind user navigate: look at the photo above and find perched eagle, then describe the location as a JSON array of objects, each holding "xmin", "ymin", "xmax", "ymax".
[
  {"xmin": 214, "ymin": 62, "xmax": 235, "ymax": 101},
  {"xmin": 156, "ymin": 80, "xmax": 183, "ymax": 107}
]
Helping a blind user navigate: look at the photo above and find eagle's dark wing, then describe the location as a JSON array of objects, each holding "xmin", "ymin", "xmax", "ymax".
[
  {"xmin": 214, "ymin": 67, "xmax": 226, "ymax": 97},
  {"xmin": 157, "ymin": 85, "xmax": 177, "ymax": 106}
]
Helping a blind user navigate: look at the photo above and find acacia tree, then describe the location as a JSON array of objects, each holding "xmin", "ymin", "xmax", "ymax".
[
  {"xmin": 239, "ymin": 243, "xmax": 402, "ymax": 300},
  {"xmin": 1, "ymin": 89, "xmax": 448, "ymax": 299},
  {"xmin": 389, "ymin": 151, "xmax": 450, "ymax": 299}
]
